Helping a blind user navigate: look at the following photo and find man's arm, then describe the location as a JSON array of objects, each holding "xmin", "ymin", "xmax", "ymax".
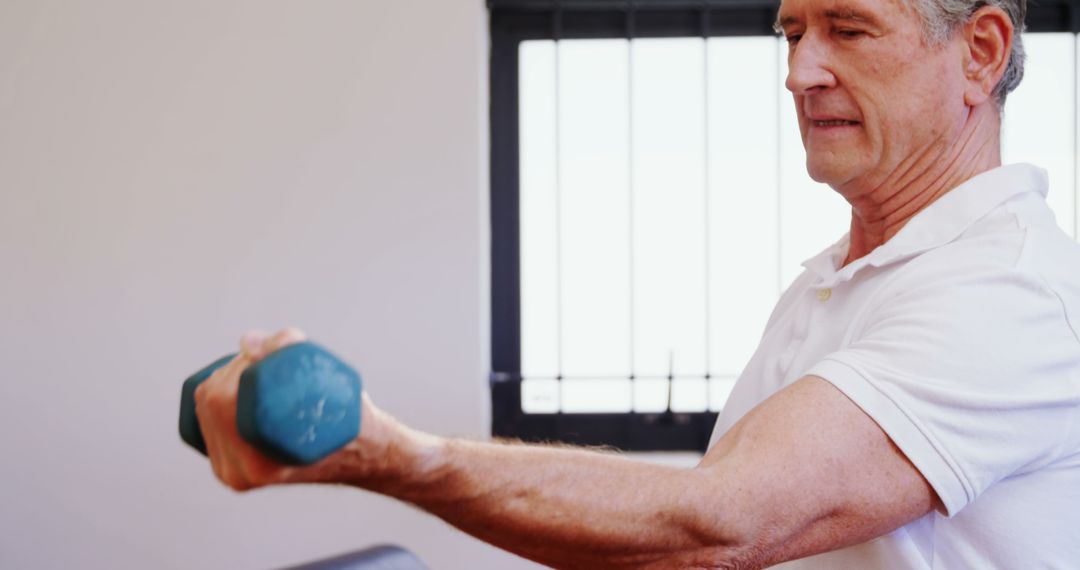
[{"xmin": 196, "ymin": 329, "xmax": 940, "ymax": 569}]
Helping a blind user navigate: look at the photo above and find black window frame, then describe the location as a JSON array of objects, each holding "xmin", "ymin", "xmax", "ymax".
[{"xmin": 488, "ymin": 0, "xmax": 1080, "ymax": 452}]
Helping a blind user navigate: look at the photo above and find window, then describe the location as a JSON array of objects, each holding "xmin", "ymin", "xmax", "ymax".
[{"xmin": 489, "ymin": 0, "xmax": 1080, "ymax": 451}]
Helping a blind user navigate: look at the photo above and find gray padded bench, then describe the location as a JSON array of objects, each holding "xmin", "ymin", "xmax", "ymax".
[{"xmin": 279, "ymin": 545, "xmax": 429, "ymax": 570}]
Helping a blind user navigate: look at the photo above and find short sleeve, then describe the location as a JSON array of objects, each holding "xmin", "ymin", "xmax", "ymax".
[{"xmin": 807, "ymin": 264, "xmax": 1080, "ymax": 516}]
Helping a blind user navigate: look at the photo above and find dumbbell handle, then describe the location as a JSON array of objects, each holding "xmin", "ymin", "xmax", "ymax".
[{"xmin": 178, "ymin": 342, "xmax": 363, "ymax": 465}]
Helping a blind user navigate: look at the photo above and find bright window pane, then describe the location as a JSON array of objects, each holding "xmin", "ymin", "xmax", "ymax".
[
  {"xmin": 522, "ymin": 378, "xmax": 560, "ymax": 414},
  {"xmin": 559, "ymin": 39, "xmax": 633, "ymax": 378},
  {"xmin": 519, "ymin": 40, "xmax": 560, "ymax": 378},
  {"xmin": 561, "ymin": 379, "xmax": 632, "ymax": 413},
  {"xmin": 634, "ymin": 378, "xmax": 669, "ymax": 413},
  {"xmin": 1003, "ymin": 33, "xmax": 1077, "ymax": 237},
  {"xmin": 708, "ymin": 36, "xmax": 781, "ymax": 378},
  {"xmin": 632, "ymin": 38, "xmax": 708, "ymax": 377},
  {"xmin": 709, "ymin": 377, "xmax": 738, "ymax": 412},
  {"xmin": 670, "ymin": 378, "xmax": 708, "ymax": 413}
]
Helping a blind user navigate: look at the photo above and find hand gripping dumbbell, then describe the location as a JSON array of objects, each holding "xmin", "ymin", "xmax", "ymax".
[{"xmin": 178, "ymin": 342, "xmax": 362, "ymax": 465}]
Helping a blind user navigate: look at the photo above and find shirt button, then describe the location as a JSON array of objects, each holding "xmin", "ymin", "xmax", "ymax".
[{"xmin": 817, "ymin": 288, "xmax": 833, "ymax": 302}]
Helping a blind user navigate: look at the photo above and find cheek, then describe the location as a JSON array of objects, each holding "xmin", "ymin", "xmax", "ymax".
[
  {"xmin": 869, "ymin": 59, "xmax": 954, "ymax": 144},
  {"xmin": 849, "ymin": 54, "xmax": 912, "ymax": 132},
  {"xmin": 912, "ymin": 69, "xmax": 965, "ymax": 138}
]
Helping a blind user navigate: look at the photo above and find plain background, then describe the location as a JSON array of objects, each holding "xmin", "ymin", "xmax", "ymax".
[{"xmin": 0, "ymin": 0, "xmax": 555, "ymax": 568}]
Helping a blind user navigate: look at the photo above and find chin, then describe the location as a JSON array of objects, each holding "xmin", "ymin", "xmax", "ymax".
[
  {"xmin": 804, "ymin": 149, "xmax": 869, "ymax": 189},
  {"xmin": 804, "ymin": 158, "xmax": 849, "ymax": 186}
]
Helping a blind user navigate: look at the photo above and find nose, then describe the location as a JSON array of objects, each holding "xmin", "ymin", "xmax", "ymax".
[{"xmin": 784, "ymin": 35, "xmax": 836, "ymax": 94}]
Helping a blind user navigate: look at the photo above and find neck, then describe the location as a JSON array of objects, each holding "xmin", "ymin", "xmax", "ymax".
[{"xmin": 841, "ymin": 104, "xmax": 1002, "ymax": 266}]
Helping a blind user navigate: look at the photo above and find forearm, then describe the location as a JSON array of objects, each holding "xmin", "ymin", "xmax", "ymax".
[{"xmin": 349, "ymin": 432, "xmax": 751, "ymax": 569}]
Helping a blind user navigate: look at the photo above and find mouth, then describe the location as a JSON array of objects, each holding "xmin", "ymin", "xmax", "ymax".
[{"xmin": 811, "ymin": 119, "xmax": 860, "ymax": 127}]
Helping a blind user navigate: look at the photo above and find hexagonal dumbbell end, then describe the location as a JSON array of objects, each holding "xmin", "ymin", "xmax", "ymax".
[
  {"xmin": 235, "ymin": 342, "xmax": 362, "ymax": 465},
  {"xmin": 179, "ymin": 353, "xmax": 237, "ymax": 456}
]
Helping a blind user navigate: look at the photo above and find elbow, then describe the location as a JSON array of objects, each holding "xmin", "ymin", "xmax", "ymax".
[
  {"xmin": 603, "ymin": 548, "xmax": 770, "ymax": 570},
  {"xmin": 595, "ymin": 520, "xmax": 766, "ymax": 570},
  {"xmin": 595, "ymin": 537, "xmax": 770, "ymax": 569},
  {"xmin": 650, "ymin": 528, "xmax": 772, "ymax": 570},
  {"xmin": 593, "ymin": 468, "xmax": 781, "ymax": 570},
  {"xmin": 646, "ymin": 470, "xmax": 779, "ymax": 569}
]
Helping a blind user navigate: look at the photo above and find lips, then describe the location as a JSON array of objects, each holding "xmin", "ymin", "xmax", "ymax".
[
  {"xmin": 812, "ymin": 119, "xmax": 860, "ymax": 127},
  {"xmin": 805, "ymin": 105, "xmax": 861, "ymax": 127}
]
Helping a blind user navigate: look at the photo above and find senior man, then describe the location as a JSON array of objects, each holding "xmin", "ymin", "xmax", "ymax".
[{"xmin": 195, "ymin": 0, "xmax": 1080, "ymax": 567}]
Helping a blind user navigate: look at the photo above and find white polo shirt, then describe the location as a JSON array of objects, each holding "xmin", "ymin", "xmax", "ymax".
[{"xmin": 709, "ymin": 164, "xmax": 1080, "ymax": 569}]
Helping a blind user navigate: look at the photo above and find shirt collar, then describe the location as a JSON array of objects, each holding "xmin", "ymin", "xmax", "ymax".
[{"xmin": 802, "ymin": 163, "xmax": 1049, "ymax": 287}]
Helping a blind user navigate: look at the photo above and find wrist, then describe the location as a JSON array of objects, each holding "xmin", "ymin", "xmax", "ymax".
[
  {"xmin": 393, "ymin": 426, "xmax": 449, "ymax": 502},
  {"xmin": 334, "ymin": 417, "xmax": 449, "ymax": 501}
]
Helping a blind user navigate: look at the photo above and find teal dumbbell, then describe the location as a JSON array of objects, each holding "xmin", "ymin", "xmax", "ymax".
[{"xmin": 178, "ymin": 342, "xmax": 362, "ymax": 465}]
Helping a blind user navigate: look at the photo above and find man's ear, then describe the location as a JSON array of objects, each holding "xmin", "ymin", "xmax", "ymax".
[{"xmin": 961, "ymin": 6, "xmax": 1014, "ymax": 107}]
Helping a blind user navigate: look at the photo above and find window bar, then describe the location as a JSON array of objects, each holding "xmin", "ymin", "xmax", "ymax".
[
  {"xmin": 701, "ymin": 2, "xmax": 715, "ymax": 410},
  {"xmin": 524, "ymin": 374, "xmax": 715, "ymax": 381},
  {"xmin": 666, "ymin": 350, "xmax": 676, "ymax": 413},
  {"xmin": 775, "ymin": 38, "xmax": 785, "ymax": 297},
  {"xmin": 554, "ymin": 0, "xmax": 565, "ymax": 410},
  {"xmin": 627, "ymin": 0, "xmax": 638, "ymax": 391}
]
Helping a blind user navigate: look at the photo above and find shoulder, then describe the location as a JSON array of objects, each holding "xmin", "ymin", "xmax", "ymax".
[{"xmin": 883, "ymin": 192, "xmax": 1080, "ymax": 348}]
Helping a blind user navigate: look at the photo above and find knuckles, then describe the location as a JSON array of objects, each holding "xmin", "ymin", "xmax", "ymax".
[
  {"xmin": 193, "ymin": 382, "xmax": 212, "ymax": 408},
  {"xmin": 193, "ymin": 372, "xmax": 233, "ymax": 413}
]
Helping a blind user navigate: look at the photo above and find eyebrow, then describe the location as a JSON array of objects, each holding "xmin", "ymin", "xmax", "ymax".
[{"xmin": 774, "ymin": 7, "xmax": 881, "ymax": 34}]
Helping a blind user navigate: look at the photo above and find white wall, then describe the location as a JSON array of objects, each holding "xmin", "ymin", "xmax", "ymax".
[{"xmin": 0, "ymin": 1, "xmax": 544, "ymax": 568}]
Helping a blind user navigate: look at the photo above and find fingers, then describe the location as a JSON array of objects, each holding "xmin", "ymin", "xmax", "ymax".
[
  {"xmin": 261, "ymin": 327, "xmax": 308, "ymax": 355},
  {"xmin": 239, "ymin": 327, "xmax": 308, "ymax": 361},
  {"xmin": 239, "ymin": 329, "xmax": 270, "ymax": 359}
]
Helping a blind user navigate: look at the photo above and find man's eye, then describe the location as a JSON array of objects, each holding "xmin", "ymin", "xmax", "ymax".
[
  {"xmin": 837, "ymin": 29, "xmax": 864, "ymax": 38},
  {"xmin": 785, "ymin": 34, "xmax": 802, "ymax": 44}
]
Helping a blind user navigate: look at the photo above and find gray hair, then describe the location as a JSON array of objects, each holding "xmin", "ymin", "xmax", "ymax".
[{"xmin": 908, "ymin": 0, "xmax": 1027, "ymax": 107}]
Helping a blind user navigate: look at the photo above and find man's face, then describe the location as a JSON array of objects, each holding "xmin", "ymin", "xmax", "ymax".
[{"xmin": 777, "ymin": 0, "xmax": 968, "ymax": 194}]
